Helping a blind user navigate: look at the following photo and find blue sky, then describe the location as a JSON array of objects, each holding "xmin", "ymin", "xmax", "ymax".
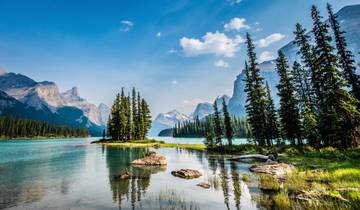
[{"xmin": 0, "ymin": 0, "xmax": 359, "ymax": 117}]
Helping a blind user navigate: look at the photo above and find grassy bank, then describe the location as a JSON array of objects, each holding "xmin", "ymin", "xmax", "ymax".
[
  {"xmin": 215, "ymin": 144, "xmax": 360, "ymax": 209},
  {"xmin": 91, "ymin": 139, "xmax": 205, "ymax": 150}
]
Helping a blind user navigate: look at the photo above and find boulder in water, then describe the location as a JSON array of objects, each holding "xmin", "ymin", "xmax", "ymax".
[
  {"xmin": 171, "ymin": 169, "xmax": 202, "ymax": 179},
  {"xmin": 250, "ymin": 163, "xmax": 294, "ymax": 177},
  {"xmin": 132, "ymin": 151, "xmax": 167, "ymax": 165}
]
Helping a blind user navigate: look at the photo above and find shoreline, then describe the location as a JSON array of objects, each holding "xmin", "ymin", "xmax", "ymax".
[{"xmin": 91, "ymin": 139, "xmax": 206, "ymax": 150}]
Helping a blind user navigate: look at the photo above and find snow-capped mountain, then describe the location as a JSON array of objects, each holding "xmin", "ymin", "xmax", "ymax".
[{"xmin": 149, "ymin": 109, "xmax": 190, "ymax": 136}]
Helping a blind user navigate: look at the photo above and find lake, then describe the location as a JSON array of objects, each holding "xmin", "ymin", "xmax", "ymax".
[{"xmin": 0, "ymin": 137, "xmax": 262, "ymax": 210}]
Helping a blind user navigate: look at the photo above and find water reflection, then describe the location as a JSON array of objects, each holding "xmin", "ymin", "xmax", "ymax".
[
  {"xmin": 105, "ymin": 147, "xmax": 168, "ymax": 209},
  {"xmin": 0, "ymin": 139, "xmax": 260, "ymax": 210},
  {"xmin": 104, "ymin": 147, "xmax": 258, "ymax": 210},
  {"xmin": 0, "ymin": 141, "xmax": 86, "ymax": 209}
]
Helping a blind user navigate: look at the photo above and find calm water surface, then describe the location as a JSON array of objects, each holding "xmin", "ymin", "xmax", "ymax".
[{"xmin": 0, "ymin": 138, "xmax": 261, "ymax": 210}]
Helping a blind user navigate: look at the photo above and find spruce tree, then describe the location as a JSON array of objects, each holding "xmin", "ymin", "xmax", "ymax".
[
  {"xmin": 213, "ymin": 100, "xmax": 223, "ymax": 145},
  {"xmin": 137, "ymin": 92, "xmax": 144, "ymax": 139},
  {"xmin": 204, "ymin": 119, "xmax": 215, "ymax": 149},
  {"xmin": 125, "ymin": 94, "xmax": 132, "ymax": 140},
  {"xmin": 141, "ymin": 98, "xmax": 151, "ymax": 139},
  {"xmin": 276, "ymin": 50, "xmax": 302, "ymax": 145},
  {"xmin": 222, "ymin": 98, "xmax": 233, "ymax": 146},
  {"xmin": 245, "ymin": 33, "xmax": 268, "ymax": 146},
  {"xmin": 265, "ymin": 82, "xmax": 279, "ymax": 145},
  {"xmin": 327, "ymin": 3, "xmax": 360, "ymax": 101},
  {"xmin": 311, "ymin": 5, "xmax": 360, "ymax": 147},
  {"xmin": 293, "ymin": 23, "xmax": 320, "ymax": 105},
  {"xmin": 131, "ymin": 87, "xmax": 138, "ymax": 139}
]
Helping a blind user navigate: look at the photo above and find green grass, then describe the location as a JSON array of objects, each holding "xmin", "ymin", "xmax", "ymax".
[
  {"xmin": 91, "ymin": 139, "xmax": 206, "ymax": 150},
  {"xmin": 256, "ymin": 146, "xmax": 360, "ymax": 209}
]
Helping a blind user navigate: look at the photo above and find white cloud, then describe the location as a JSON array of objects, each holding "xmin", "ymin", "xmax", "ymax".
[
  {"xmin": 156, "ymin": 32, "xmax": 162, "ymax": 37},
  {"xmin": 171, "ymin": 80, "xmax": 178, "ymax": 85},
  {"xmin": 259, "ymin": 51, "xmax": 275, "ymax": 62},
  {"xmin": 120, "ymin": 20, "xmax": 133, "ymax": 32},
  {"xmin": 180, "ymin": 31, "xmax": 245, "ymax": 57},
  {"xmin": 224, "ymin": 18, "xmax": 250, "ymax": 31},
  {"xmin": 256, "ymin": 33, "xmax": 286, "ymax": 48},
  {"xmin": 214, "ymin": 59, "xmax": 229, "ymax": 68}
]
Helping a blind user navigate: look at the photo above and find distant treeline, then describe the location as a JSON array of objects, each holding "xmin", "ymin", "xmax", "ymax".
[
  {"xmin": 173, "ymin": 116, "xmax": 251, "ymax": 139},
  {"xmin": 0, "ymin": 116, "xmax": 89, "ymax": 139}
]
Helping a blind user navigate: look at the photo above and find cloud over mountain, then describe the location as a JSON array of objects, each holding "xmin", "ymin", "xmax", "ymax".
[{"xmin": 180, "ymin": 31, "xmax": 245, "ymax": 57}]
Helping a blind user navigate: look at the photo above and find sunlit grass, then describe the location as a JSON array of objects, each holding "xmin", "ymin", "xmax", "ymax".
[{"xmin": 92, "ymin": 139, "xmax": 205, "ymax": 150}]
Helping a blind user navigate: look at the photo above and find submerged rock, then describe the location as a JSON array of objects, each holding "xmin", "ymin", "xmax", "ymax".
[
  {"xmin": 171, "ymin": 169, "xmax": 202, "ymax": 179},
  {"xmin": 250, "ymin": 163, "xmax": 294, "ymax": 177},
  {"xmin": 229, "ymin": 154, "xmax": 274, "ymax": 163},
  {"xmin": 197, "ymin": 182, "xmax": 210, "ymax": 189},
  {"xmin": 131, "ymin": 151, "xmax": 167, "ymax": 165}
]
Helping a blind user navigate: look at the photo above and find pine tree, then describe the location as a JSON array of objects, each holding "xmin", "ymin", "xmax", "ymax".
[
  {"xmin": 276, "ymin": 50, "xmax": 302, "ymax": 145},
  {"xmin": 213, "ymin": 100, "xmax": 223, "ymax": 145},
  {"xmin": 125, "ymin": 94, "xmax": 132, "ymax": 140},
  {"xmin": 204, "ymin": 119, "xmax": 215, "ymax": 149},
  {"xmin": 245, "ymin": 33, "xmax": 268, "ymax": 146},
  {"xmin": 222, "ymin": 98, "xmax": 233, "ymax": 146},
  {"xmin": 327, "ymin": 3, "xmax": 360, "ymax": 101},
  {"xmin": 265, "ymin": 82, "xmax": 279, "ymax": 145},
  {"xmin": 137, "ymin": 92, "xmax": 144, "ymax": 139},
  {"xmin": 303, "ymin": 101, "xmax": 320, "ymax": 148},
  {"xmin": 131, "ymin": 87, "xmax": 138, "ymax": 139},
  {"xmin": 292, "ymin": 61, "xmax": 313, "ymax": 109},
  {"xmin": 293, "ymin": 23, "xmax": 321, "ymax": 105},
  {"xmin": 311, "ymin": 5, "xmax": 360, "ymax": 147},
  {"xmin": 141, "ymin": 98, "xmax": 151, "ymax": 139}
]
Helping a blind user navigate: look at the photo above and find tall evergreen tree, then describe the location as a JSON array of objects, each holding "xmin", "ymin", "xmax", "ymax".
[
  {"xmin": 141, "ymin": 98, "xmax": 152, "ymax": 139},
  {"xmin": 311, "ymin": 5, "xmax": 360, "ymax": 147},
  {"xmin": 293, "ymin": 23, "xmax": 320, "ymax": 105},
  {"xmin": 245, "ymin": 33, "xmax": 268, "ymax": 146},
  {"xmin": 222, "ymin": 98, "xmax": 233, "ymax": 146},
  {"xmin": 292, "ymin": 61, "xmax": 313, "ymax": 108},
  {"xmin": 265, "ymin": 82, "xmax": 279, "ymax": 145},
  {"xmin": 137, "ymin": 92, "xmax": 144, "ymax": 139},
  {"xmin": 213, "ymin": 100, "xmax": 223, "ymax": 145},
  {"xmin": 327, "ymin": 3, "xmax": 360, "ymax": 101},
  {"xmin": 131, "ymin": 87, "xmax": 138, "ymax": 139},
  {"xmin": 276, "ymin": 50, "xmax": 302, "ymax": 145}
]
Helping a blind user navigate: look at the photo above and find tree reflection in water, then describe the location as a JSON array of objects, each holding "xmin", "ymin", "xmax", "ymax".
[{"xmin": 105, "ymin": 147, "xmax": 166, "ymax": 209}]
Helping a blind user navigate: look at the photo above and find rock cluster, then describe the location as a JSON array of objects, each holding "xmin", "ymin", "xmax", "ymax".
[{"xmin": 132, "ymin": 151, "xmax": 167, "ymax": 165}]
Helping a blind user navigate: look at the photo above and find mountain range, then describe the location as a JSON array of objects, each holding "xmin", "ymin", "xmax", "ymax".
[
  {"xmin": 0, "ymin": 70, "xmax": 110, "ymax": 136},
  {"xmin": 152, "ymin": 4, "xmax": 360, "ymax": 136}
]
